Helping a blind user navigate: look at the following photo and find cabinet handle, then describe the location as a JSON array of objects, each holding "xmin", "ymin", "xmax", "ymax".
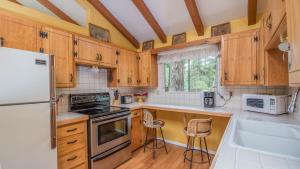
[
  {"xmin": 266, "ymin": 13, "xmax": 272, "ymax": 31},
  {"xmin": 96, "ymin": 54, "xmax": 100, "ymax": 61},
  {"xmin": 147, "ymin": 77, "xmax": 150, "ymax": 84},
  {"xmin": 99, "ymin": 54, "xmax": 102, "ymax": 61},
  {"xmin": 224, "ymin": 73, "xmax": 228, "ymax": 81},
  {"xmin": 66, "ymin": 128, "xmax": 77, "ymax": 132},
  {"xmin": 0, "ymin": 37, "xmax": 4, "ymax": 46},
  {"xmin": 67, "ymin": 140, "xmax": 78, "ymax": 145},
  {"xmin": 70, "ymin": 74, "xmax": 73, "ymax": 82},
  {"xmin": 66, "ymin": 155, "xmax": 77, "ymax": 161}
]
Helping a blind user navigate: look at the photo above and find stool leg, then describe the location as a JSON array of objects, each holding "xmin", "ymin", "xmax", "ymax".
[
  {"xmin": 155, "ymin": 128, "xmax": 158, "ymax": 148},
  {"xmin": 144, "ymin": 127, "xmax": 149, "ymax": 153},
  {"xmin": 160, "ymin": 127, "xmax": 168, "ymax": 154},
  {"xmin": 199, "ymin": 137, "xmax": 203, "ymax": 161},
  {"xmin": 184, "ymin": 136, "xmax": 190, "ymax": 163},
  {"xmin": 204, "ymin": 137, "xmax": 210, "ymax": 165},
  {"xmin": 190, "ymin": 137, "xmax": 195, "ymax": 169},
  {"xmin": 152, "ymin": 128, "xmax": 155, "ymax": 159}
]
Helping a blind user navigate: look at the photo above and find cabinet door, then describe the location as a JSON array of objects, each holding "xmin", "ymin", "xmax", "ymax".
[
  {"xmin": 131, "ymin": 110, "xmax": 142, "ymax": 151},
  {"xmin": 128, "ymin": 51, "xmax": 139, "ymax": 86},
  {"xmin": 286, "ymin": 0, "xmax": 300, "ymax": 86},
  {"xmin": 263, "ymin": 0, "xmax": 286, "ymax": 47},
  {"xmin": 222, "ymin": 30, "xmax": 258, "ymax": 85},
  {"xmin": 74, "ymin": 36, "xmax": 99, "ymax": 66},
  {"xmin": 117, "ymin": 49, "xmax": 129, "ymax": 86},
  {"xmin": 42, "ymin": 27, "xmax": 74, "ymax": 88},
  {"xmin": 257, "ymin": 25, "xmax": 265, "ymax": 85},
  {"xmin": 99, "ymin": 44, "xmax": 114, "ymax": 67},
  {"xmin": 0, "ymin": 13, "xmax": 41, "ymax": 52},
  {"xmin": 139, "ymin": 51, "xmax": 151, "ymax": 86}
]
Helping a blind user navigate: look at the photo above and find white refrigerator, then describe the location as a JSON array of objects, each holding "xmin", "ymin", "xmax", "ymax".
[{"xmin": 0, "ymin": 47, "xmax": 57, "ymax": 169}]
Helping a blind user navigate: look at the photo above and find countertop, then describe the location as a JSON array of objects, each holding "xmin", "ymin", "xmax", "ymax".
[
  {"xmin": 119, "ymin": 102, "xmax": 300, "ymax": 169},
  {"xmin": 56, "ymin": 112, "xmax": 89, "ymax": 127}
]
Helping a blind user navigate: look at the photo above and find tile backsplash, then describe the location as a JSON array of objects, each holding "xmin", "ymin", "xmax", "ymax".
[
  {"xmin": 143, "ymin": 64, "xmax": 289, "ymax": 110},
  {"xmin": 56, "ymin": 66, "xmax": 134, "ymax": 113}
]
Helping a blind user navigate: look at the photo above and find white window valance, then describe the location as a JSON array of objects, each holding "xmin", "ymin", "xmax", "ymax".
[{"xmin": 157, "ymin": 44, "xmax": 220, "ymax": 64}]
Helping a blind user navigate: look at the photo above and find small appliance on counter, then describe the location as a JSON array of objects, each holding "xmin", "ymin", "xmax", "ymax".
[
  {"xmin": 121, "ymin": 95, "xmax": 133, "ymax": 104},
  {"xmin": 204, "ymin": 91, "xmax": 215, "ymax": 108},
  {"xmin": 242, "ymin": 94, "xmax": 288, "ymax": 115}
]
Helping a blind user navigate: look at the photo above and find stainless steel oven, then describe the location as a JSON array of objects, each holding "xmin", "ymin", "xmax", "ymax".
[{"xmin": 90, "ymin": 111, "xmax": 131, "ymax": 157}]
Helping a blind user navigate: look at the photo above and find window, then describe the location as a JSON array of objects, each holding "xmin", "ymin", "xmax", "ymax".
[{"xmin": 164, "ymin": 56, "xmax": 217, "ymax": 92}]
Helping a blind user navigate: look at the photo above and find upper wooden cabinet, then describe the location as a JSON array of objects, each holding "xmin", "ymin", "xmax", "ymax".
[
  {"xmin": 128, "ymin": 50, "xmax": 139, "ymax": 87},
  {"xmin": 221, "ymin": 29, "xmax": 259, "ymax": 85},
  {"xmin": 0, "ymin": 11, "xmax": 42, "ymax": 52},
  {"xmin": 138, "ymin": 51, "xmax": 158, "ymax": 88},
  {"xmin": 42, "ymin": 27, "xmax": 75, "ymax": 88},
  {"xmin": 286, "ymin": 0, "xmax": 300, "ymax": 86},
  {"xmin": 263, "ymin": 0, "xmax": 286, "ymax": 47},
  {"xmin": 74, "ymin": 35, "xmax": 117, "ymax": 68}
]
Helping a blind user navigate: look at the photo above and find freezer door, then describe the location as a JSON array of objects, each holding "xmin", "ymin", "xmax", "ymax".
[
  {"xmin": 0, "ymin": 103, "xmax": 57, "ymax": 169},
  {"xmin": 0, "ymin": 47, "xmax": 50, "ymax": 105}
]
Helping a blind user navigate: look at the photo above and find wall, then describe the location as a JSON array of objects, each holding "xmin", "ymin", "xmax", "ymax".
[
  {"xmin": 0, "ymin": 0, "xmax": 136, "ymax": 50},
  {"xmin": 138, "ymin": 16, "xmax": 262, "ymax": 51},
  {"xmin": 56, "ymin": 66, "xmax": 134, "ymax": 113}
]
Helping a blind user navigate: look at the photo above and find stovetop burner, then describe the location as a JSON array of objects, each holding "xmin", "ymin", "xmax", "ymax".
[{"xmin": 69, "ymin": 93, "xmax": 129, "ymax": 118}]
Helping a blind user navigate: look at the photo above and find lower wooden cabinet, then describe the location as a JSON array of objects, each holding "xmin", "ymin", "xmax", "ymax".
[
  {"xmin": 57, "ymin": 121, "xmax": 88, "ymax": 169},
  {"xmin": 131, "ymin": 109, "xmax": 144, "ymax": 151}
]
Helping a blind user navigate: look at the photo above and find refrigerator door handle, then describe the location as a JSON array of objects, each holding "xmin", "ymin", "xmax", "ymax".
[{"xmin": 49, "ymin": 54, "xmax": 57, "ymax": 149}]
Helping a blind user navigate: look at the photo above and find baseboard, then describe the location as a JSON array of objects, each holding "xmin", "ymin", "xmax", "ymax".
[{"xmin": 156, "ymin": 137, "xmax": 216, "ymax": 155}]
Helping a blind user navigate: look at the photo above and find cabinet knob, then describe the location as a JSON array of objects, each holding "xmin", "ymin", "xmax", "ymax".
[{"xmin": 70, "ymin": 74, "xmax": 74, "ymax": 82}]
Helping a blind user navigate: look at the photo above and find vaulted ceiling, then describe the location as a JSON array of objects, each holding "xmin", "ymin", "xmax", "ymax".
[{"xmin": 10, "ymin": 0, "xmax": 266, "ymax": 47}]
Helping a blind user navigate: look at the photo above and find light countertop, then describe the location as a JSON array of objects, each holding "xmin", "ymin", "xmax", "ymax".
[
  {"xmin": 56, "ymin": 112, "xmax": 89, "ymax": 127},
  {"xmin": 119, "ymin": 102, "xmax": 300, "ymax": 169}
]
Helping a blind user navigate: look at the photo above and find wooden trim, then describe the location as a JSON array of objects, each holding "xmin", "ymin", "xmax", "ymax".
[
  {"xmin": 132, "ymin": 0, "xmax": 167, "ymax": 43},
  {"xmin": 36, "ymin": 0, "xmax": 79, "ymax": 25},
  {"xmin": 248, "ymin": 0, "xmax": 257, "ymax": 25},
  {"xmin": 184, "ymin": 0, "xmax": 204, "ymax": 36},
  {"xmin": 87, "ymin": 0, "xmax": 140, "ymax": 49},
  {"xmin": 151, "ymin": 36, "xmax": 221, "ymax": 54},
  {"xmin": 8, "ymin": 0, "xmax": 22, "ymax": 5}
]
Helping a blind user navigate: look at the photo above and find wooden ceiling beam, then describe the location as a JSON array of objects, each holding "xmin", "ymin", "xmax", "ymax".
[
  {"xmin": 36, "ymin": 0, "xmax": 79, "ymax": 25},
  {"xmin": 248, "ymin": 0, "xmax": 257, "ymax": 25},
  {"xmin": 8, "ymin": 0, "xmax": 22, "ymax": 5},
  {"xmin": 184, "ymin": 0, "xmax": 204, "ymax": 36},
  {"xmin": 132, "ymin": 0, "xmax": 167, "ymax": 43},
  {"xmin": 87, "ymin": 0, "xmax": 140, "ymax": 49}
]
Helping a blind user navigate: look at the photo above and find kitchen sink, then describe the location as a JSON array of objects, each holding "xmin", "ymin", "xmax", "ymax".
[{"xmin": 230, "ymin": 119, "xmax": 300, "ymax": 159}]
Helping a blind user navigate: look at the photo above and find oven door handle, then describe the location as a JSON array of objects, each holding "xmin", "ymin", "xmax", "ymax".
[{"xmin": 91, "ymin": 115, "xmax": 130, "ymax": 125}]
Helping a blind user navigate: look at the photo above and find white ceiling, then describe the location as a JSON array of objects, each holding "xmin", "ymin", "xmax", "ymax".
[
  {"xmin": 13, "ymin": 0, "xmax": 266, "ymax": 43},
  {"xmin": 16, "ymin": 0, "xmax": 87, "ymax": 26}
]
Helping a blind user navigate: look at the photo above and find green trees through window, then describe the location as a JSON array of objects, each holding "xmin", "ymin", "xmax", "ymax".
[{"xmin": 164, "ymin": 56, "xmax": 217, "ymax": 92}]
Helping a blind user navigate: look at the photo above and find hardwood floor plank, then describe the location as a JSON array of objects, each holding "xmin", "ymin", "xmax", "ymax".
[{"xmin": 117, "ymin": 144, "xmax": 211, "ymax": 169}]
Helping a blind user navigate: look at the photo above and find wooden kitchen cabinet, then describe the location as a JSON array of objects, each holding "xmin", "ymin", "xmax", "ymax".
[
  {"xmin": 74, "ymin": 35, "xmax": 100, "ymax": 66},
  {"xmin": 131, "ymin": 109, "xmax": 144, "ymax": 151},
  {"xmin": 0, "ymin": 11, "xmax": 42, "ymax": 52},
  {"xmin": 42, "ymin": 27, "xmax": 75, "ymax": 88},
  {"xmin": 263, "ymin": 0, "xmax": 286, "ymax": 47},
  {"xmin": 128, "ymin": 50, "xmax": 139, "ymax": 86},
  {"xmin": 99, "ymin": 43, "xmax": 117, "ymax": 67},
  {"xmin": 117, "ymin": 49, "xmax": 130, "ymax": 86},
  {"xmin": 286, "ymin": 0, "xmax": 300, "ymax": 86},
  {"xmin": 221, "ymin": 29, "xmax": 259, "ymax": 85},
  {"xmin": 138, "ymin": 51, "xmax": 158, "ymax": 87},
  {"xmin": 58, "ymin": 121, "xmax": 88, "ymax": 169}
]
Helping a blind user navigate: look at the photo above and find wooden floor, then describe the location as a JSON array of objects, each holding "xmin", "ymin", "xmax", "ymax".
[{"xmin": 117, "ymin": 143, "xmax": 212, "ymax": 169}]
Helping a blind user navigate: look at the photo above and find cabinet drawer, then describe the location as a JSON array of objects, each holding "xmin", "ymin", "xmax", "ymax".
[
  {"xmin": 58, "ymin": 148, "xmax": 86, "ymax": 169},
  {"xmin": 58, "ymin": 122, "xmax": 85, "ymax": 139},
  {"xmin": 72, "ymin": 163, "xmax": 87, "ymax": 169},
  {"xmin": 58, "ymin": 133, "xmax": 86, "ymax": 156},
  {"xmin": 131, "ymin": 110, "xmax": 141, "ymax": 118}
]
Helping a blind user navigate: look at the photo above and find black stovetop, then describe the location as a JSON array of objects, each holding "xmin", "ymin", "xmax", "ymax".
[{"xmin": 69, "ymin": 93, "xmax": 129, "ymax": 118}]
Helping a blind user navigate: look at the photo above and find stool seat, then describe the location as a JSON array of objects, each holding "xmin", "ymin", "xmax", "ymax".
[
  {"xmin": 152, "ymin": 120, "xmax": 165, "ymax": 128},
  {"xmin": 183, "ymin": 127, "xmax": 211, "ymax": 137}
]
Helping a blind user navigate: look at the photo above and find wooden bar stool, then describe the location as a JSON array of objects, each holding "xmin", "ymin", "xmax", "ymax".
[
  {"xmin": 143, "ymin": 109, "xmax": 168, "ymax": 159},
  {"xmin": 183, "ymin": 118, "xmax": 212, "ymax": 169}
]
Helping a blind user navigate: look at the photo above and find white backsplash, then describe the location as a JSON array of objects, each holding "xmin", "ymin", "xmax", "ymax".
[
  {"xmin": 56, "ymin": 66, "xmax": 134, "ymax": 113},
  {"xmin": 143, "ymin": 64, "xmax": 289, "ymax": 110}
]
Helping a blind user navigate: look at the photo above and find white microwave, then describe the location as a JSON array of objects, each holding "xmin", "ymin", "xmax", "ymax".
[{"xmin": 242, "ymin": 94, "xmax": 289, "ymax": 115}]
